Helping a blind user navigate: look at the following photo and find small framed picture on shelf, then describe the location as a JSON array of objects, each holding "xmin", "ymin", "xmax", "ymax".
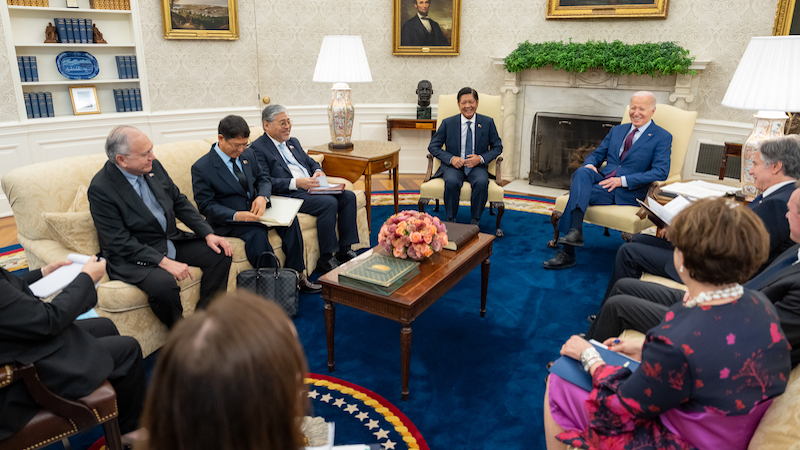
[{"xmin": 69, "ymin": 85, "xmax": 100, "ymax": 115}]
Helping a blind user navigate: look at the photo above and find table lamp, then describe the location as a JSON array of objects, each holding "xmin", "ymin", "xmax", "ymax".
[
  {"xmin": 721, "ymin": 36, "xmax": 800, "ymax": 199},
  {"xmin": 313, "ymin": 35, "xmax": 373, "ymax": 150}
]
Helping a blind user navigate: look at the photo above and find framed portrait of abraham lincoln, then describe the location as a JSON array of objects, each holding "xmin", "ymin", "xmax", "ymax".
[
  {"xmin": 546, "ymin": 0, "xmax": 669, "ymax": 19},
  {"xmin": 393, "ymin": 0, "xmax": 461, "ymax": 55}
]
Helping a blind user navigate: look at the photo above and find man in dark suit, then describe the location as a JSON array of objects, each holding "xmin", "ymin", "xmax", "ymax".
[
  {"xmin": 250, "ymin": 105, "xmax": 360, "ymax": 274},
  {"xmin": 88, "ymin": 126, "xmax": 233, "ymax": 328},
  {"xmin": 599, "ymin": 135, "xmax": 800, "ymax": 301},
  {"xmin": 0, "ymin": 258, "xmax": 145, "ymax": 442},
  {"xmin": 400, "ymin": 0, "xmax": 449, "ymax": 47},
  {"xmin": 544, "ymin": 91, "xmax": 672, "ymax": 270},
  {"xmin": 587, "ymin": 183, "xmax": 800, "ymax": 367},
  {"xmin": 191, "ymin": 115, "xmax": 321, "ymax": 293},
  {"xmin": 428, "ymin": 87, "xmax": 503, "ymax": 224}
]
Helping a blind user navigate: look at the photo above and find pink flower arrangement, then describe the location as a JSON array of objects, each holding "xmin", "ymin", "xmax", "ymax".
[{"xmin": 378, "ymin": 210, "xmax": 448, "ymax": 260}]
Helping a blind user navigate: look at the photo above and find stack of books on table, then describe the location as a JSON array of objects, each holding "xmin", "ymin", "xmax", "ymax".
[{"xmin": 338, "ymin": 253, "xmax": 420, "ymax": 296}]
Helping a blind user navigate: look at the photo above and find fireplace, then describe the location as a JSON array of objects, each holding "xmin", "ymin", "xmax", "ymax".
[{"xmin": 529, "ymin": 112, "xmax": 621, "ymax": 189}]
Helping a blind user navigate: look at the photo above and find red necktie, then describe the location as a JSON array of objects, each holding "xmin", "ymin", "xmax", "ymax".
[{"xmin": 605, "ymin": 127, "xmax": 639, "ymax": 179}]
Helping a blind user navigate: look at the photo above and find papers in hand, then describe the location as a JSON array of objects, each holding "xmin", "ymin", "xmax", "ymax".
[
  {"xmin": 309, "ymin": 175, "xmax": 345, "ymax": 194},
  {"xmin": 660, "ymin": 180, "xmax": 738, "ymax": 200},
  {"xmin": 258, "ymin": 196, "xmax": 304, "ymax": 227},
  {"xmin": 29, "ymin": 254, "xmax": 100, "ymax": 298},
  {"xmin": 637, "ymin": 195, "xmax": 691, "ymax": 228}
]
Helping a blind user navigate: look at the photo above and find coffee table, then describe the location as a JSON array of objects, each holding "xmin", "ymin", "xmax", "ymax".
[{"xmin": 318, "ymin": 233, "xmax": 495, "ymax": 400}]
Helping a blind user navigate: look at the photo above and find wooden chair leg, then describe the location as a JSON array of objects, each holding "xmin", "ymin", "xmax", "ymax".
[
  {"xmin": 102, "ymin": 418, "xmax": 123, "ymax": 450},
  {"xmin": 434, "ymin": 199, "xmax": 440, "ymax": 212},
  {"xmin": 489, "ymin": 205, "xmax": 496, "ymax": 216},
  {"xmin": 417, "ymin": 198, "xmax": 427, "ymax": 213},
  {"xmin": 548, "ymin": 211, "xmax": 562, "ymax": 248},
  {"xmin": 492, "ymin": 202, "xmax": 504, "ymax": 237},
  {"xmin": 604, "ymin": 227, "xmax": 610, "ymax": 236},
  {"xmin": 621, "ymin": 232, "xmax": 633, "ymax": 242}
]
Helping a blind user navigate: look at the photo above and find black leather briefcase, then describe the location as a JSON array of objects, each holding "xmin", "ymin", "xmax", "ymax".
[{"xmin": 236, "ymin": 251, "xmax": 299, "ymax": 317}]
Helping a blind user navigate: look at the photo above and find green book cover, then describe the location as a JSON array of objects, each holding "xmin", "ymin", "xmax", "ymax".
[
  {"xmin": 339, "ymin": 253, "xmax": 419, "ymax": 287},
  {"xmin": 338, "ymin": 267, "xmax": 420, "ymax": 296}
]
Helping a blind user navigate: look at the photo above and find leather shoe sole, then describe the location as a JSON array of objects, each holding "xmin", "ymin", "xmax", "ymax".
[
  {"xmin": 299, "ymin": 276, "xmax": 322, "ymax": 294},
  {"xmin": 557, "ymin": 229, "xmax": 584, "ymax": 247},
  {"xmin": 315, "ymin": 257, "xmax": 340, "ymax": 274},
  {"xmin": 335, "ymin": 249, "xmax": 358, "ymax": 263},
  {"xmin": 543, "ymin": 251, "xmax": 576, "ymax": 270}
]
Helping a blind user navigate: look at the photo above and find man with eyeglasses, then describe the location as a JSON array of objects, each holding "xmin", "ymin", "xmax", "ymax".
[
  {"xmin": 88, "ymin": 125, "xmax": 233, "ymax": 328},
  {"xmin": 251, "ymin": 105, "xmax": 360, "ymax": 274},
  {"xmin": 191, "ymin": 115, "xmax": 321, "ymax": 293}
]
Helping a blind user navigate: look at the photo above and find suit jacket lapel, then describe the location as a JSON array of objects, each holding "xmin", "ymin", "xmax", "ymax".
[
  {"xmin": 757, "ymin": 244, "xmax": 800, "ymax": 289},
  {"xmin": 106, "ymin": 162, "xmax": 162, "ymax": 231},
  {"xmin": 240, "ymin": 155, "xmax": 255, "ymax": 198},
  {"xmin": 266, "ymin": 138, "xmax": 293, "ymax": 175},
  {"xmin": 286, "ymin": 140, "xmax": 311, "ymax": 173},
  {"xmin": 212, "ymin": 151, "xmax": 245, "ymax": 196},
  {"xmin": 624, "ymin": 121, "xmax": 658, "ymax": 158}
]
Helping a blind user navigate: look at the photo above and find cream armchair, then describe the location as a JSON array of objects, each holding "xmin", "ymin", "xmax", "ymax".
[
  {"xmin": 548, "ymin": 103, "xmax": 698, "ymax": 247},
  {"xmin": 418, "ymin": 93, "xmax": 506, "ymax": 237}
]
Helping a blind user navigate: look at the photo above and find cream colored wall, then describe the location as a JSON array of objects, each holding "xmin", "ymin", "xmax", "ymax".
[{"xmin": 0, "ymin": 0, "xmax": 781, "ymax": 123}]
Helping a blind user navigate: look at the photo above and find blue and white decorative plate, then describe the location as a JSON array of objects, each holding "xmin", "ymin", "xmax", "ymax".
[{"xmin": 56, "ymin": 51, "xmax": 99, "ymax": 80}]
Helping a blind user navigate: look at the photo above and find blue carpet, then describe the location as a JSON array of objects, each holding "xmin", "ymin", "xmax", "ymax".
[{"xmin": 293, "ymin": 204, "xmax": 625, "ymax": 449}]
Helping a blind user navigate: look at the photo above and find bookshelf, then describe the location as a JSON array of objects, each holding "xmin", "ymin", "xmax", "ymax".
[{"xmin": 1, "ymin": 0, "xmax": 147, "ymax": 120}]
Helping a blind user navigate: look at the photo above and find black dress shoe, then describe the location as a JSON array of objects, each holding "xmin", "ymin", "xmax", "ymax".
[
  {"xmin": 557, "ymin": 228, "xmax": 584, "ymax": 247},
  {"xmin": 298, "ymin": 274, "xmax": 322, "ymax": 294},
  {"xmin": 315, "ymin": 256, "xmax": 340, "ymax": 274},
  {"xmin": 335, "ymin": 249, "xmax": 358, "ymax": 263},
  {"xmin": 586, "ymin": 314, "xmax": 597, "ymax": 325},
  {"xmin": 543, "ymin": 250, "xmax": 576, "ymax": 270}
]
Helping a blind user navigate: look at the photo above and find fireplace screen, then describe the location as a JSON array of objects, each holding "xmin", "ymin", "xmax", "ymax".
[{"xmin": 529, "ymin": 112, "xmax": 621, "ymax": 189}]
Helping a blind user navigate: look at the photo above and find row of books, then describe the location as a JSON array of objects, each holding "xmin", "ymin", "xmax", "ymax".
[
  {"xmin": 54, "ymin": 18, "xmax": 94, "ymax": 44},
  {"xmin": 6, "ymin": 0, "xmax": 50, "ymax": 6},
  {"xmin": 17, "ymin": 56, "xmax": 39, "ymax": 82},
  {"xmin": 113, "ymin": 88, "xmax": 142, "ymax": 112},
  {"xmin": 115, "ymin": 56, "xmax": 139, "ymax": 79},
  {"xmin": 89, "ymin": 0, "xmax": 129, "ymax": 9},
  {"xmin": 24, "ymin": 92, "xmax": 55, "ymax": 119}
]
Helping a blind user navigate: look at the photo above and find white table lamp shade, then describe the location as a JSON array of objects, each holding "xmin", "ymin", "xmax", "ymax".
[{"xmin": 313, "ymin": 35, "xmax": 372, "ymax": 83}]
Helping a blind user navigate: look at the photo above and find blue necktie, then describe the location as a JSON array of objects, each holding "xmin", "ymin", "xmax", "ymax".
[
  {"xmin": 137, "ymin": 176, "xmax": 176, "ymax": 259},
  {"xmin": 465, "ymin": 121, "xmax": 474, "ymax": 175},
  {"xmin": 745, "ymin": 251, "xmax": 798, "ymax": 290},
  {"xmin": 279, "ymin": 142, "xmax": 310, "ymax": 178}
]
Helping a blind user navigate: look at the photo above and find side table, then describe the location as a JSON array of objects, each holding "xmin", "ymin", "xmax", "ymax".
[
  {"xmin": 308, "ymin": 140, "xmax": 400, "ymax": 228},
  {"xmin": 386, "ymin": 117, "xmax": 437, "ymax": 141}
]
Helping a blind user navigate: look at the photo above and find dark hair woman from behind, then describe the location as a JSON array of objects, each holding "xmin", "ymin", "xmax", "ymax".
[{"xmin": 138, "ymin": 291, "xmax": 308, "ymax": 450}]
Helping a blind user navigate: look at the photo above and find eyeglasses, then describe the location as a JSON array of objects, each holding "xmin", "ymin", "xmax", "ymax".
[
  {"xmin": 272, "ymin": 119, "xmax": 292, "ymax": 128},
  {"xmin": 225, "ymin": 139, "xmax": 249, "ymax": 151}
]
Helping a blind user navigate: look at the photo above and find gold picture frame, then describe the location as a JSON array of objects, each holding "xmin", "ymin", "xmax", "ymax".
[
  {"xmin": 774, "ymin": 0, "xmax": 799, "ymax": 35},
  {"xmin": 393, "ymin": 0, "xmax": 461, "ymax": 56},
  {"xmin": 161, "ymin": 0, "xmax": 239, "ymax": 40},
  {"xmin": 546, "ymin": 0, "xmax": 669, "ymax": 19},
  {"xmin": 69, "ymin": 85, "xmax": 100, "ymax": 115}
]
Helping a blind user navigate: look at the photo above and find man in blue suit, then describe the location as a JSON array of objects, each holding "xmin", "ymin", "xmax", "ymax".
[
  {"xmin": 250, "ymin": 105, "xmax": 360, "ymax": 274},
  {"xmin": 191, "ymin": 115, "xmax": 321, "ymax": 293},
  {"xmin": 544, "ymin": 91, "xmax": 672, "ymax": 269},
  {"xmin": 428, "ymin": 87, "xmax": 503, "ymax": 224}
]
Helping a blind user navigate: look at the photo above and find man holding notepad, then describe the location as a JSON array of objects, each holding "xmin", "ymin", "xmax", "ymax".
[
  {"xmin": 251, "ymin": 104, "xmax": 360, "ymax": 274},
  {"xmin": 191, "ymin": 115, "xmax": 321, "ymax": 294}
]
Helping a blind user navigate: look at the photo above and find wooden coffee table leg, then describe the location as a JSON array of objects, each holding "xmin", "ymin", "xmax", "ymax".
[
  {"xmin": 325, "ymin": 300, "xmax": 336, "ymax": 372},
  {"xmin": 480, "ymin": 257, "xmax": 490, "ymax": 317},
  {"xmin": 401, "ymin": 325, "xmax": 412, "ymax": 401}
]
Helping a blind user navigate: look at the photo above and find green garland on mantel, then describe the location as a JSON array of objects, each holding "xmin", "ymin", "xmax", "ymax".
[{"xmin": 504, "ymin": 40, "xmax": 696, "ymax": 77}]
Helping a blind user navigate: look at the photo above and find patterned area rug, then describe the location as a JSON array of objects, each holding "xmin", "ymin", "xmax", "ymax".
[
  {"xmin": 0, "ymin": 244, "xmax": 27, "ymax": 273},
  {"xmin": 306, "ymin": 373, "xmax": 429, "ymax": 449},
  {"xmin": 370, "ymin": 192, "xmax": 555, "ymax": 216}
]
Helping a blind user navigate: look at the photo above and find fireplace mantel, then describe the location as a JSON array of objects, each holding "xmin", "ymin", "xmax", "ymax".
[{"xmin": 491, "ymin": 58, "xmax": 709, "ymax": 182}]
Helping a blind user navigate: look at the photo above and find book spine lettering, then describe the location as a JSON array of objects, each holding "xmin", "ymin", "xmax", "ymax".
[
  {"xmin": 44, "ymin": 92, "xmax": 54, "ymax": 117},
  {"xmin": 17, "ymin": 56, "xmax": 25, "ymax": 82},
  {"xmin": 115, "ymin": 56, "xmax": 125, "ymax": 78},
  {"xmin": 124, "ymin": 56, "xmax": 133, "ymax": 79},
  {"xmin": 79, "ymin": 18, "xmax": 88, "ymax": 44},
  {"xmin": 65, "ymin": 18, "xmax": 75, "ymax": 43},
  {"xmin": 36, "ymin": 92, "xmax": 47, "ymax": 118},
  {"xmin": 29, "ymin": 56, "xmax": 38, "ymax": 82},
  {"xmin": 130, "ymin": 55, "xmax": 138, "ymax": 78},
  {"xmin": 30, "ymin": 92, "xmax": 41, "ymax": 118},
  {"xmin": 55, "ymin": 18, "xmax": 68, "ymax": 43},
  {"xmin": 85, "ymin": 19, "xmax": 92, "ymax": 43},
  {"xmin": 22, "ymin": 57, "xmax": 32, "ymax": 83},
  {"xmin": 134, "ymin": 87, "xmax": 142, "ymax": 111},
  {"xmin": 113, "ymin": 89, "xmax": 124, "ymax": 112},
  {"xmin": 23, "ymin": 93, "xmax": 33, "ymax": 119},
  {"xmin": 122, "ymin": 89, "xmax": 131, "ymax": 112}
]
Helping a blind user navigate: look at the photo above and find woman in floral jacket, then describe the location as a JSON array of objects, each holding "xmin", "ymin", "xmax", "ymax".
[{"xmin": 545, "ymin": 197, "xmax": 791, "ymax": 450}]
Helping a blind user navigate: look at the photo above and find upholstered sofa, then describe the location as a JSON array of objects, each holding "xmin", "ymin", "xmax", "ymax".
[{"xmin": 1, "ymin": 135, "xmax": 370, "ymax": 357}]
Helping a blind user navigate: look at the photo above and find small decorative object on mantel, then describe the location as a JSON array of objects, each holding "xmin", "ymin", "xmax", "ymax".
[
  {"xmin": 416, "ymin": 79, "xmax": 433, "ymax": 119},
  {"xmin": 44, "ymin": 22, "xmax": 58, "ymax": 43},
  {"xmin": 92, "ymin": 24, "xmax": 107, "ymax": 44},
  {"xmin": 378, "ymin": 210, "xmax": 448, "ymax": 261},
  {"xmin": 504, "ymin": 40, "xmax": 695, "ymax": 76}
]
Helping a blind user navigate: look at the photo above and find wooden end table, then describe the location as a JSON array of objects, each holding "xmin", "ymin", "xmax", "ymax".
[
  {"xmin": 308, "ymin": 140, "xmax": 400, "ymax": 228},
  {"xmin": 386, "ymin": 117, "xmax": 437, "ymax": 141},
  {"xmin": 318, "ymin": 233, "xmax": 495, "ymax": 400}
]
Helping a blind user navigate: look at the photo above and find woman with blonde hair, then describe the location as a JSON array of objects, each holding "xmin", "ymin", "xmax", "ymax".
[
  {"xmin": 138, "ymin": 292, "xmax": 308, "ymax": 450},
  {"xmin": 545, "ymin": 197, "xmax": 791, "ymax": 450}
]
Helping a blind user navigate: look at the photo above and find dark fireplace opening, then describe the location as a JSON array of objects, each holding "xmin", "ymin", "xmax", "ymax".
[{"xmin": 529, "ymin": 112, "xmax": 622, "ymax": 189}]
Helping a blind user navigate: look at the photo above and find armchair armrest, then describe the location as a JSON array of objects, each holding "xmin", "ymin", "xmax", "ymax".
[
  {"xmin": 423, "ymin": 154, "xmax": 435, "ymax": 183},
  {"xmin": 494, "ymin": 156, "xmax": 504, "ymax": 185}
]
